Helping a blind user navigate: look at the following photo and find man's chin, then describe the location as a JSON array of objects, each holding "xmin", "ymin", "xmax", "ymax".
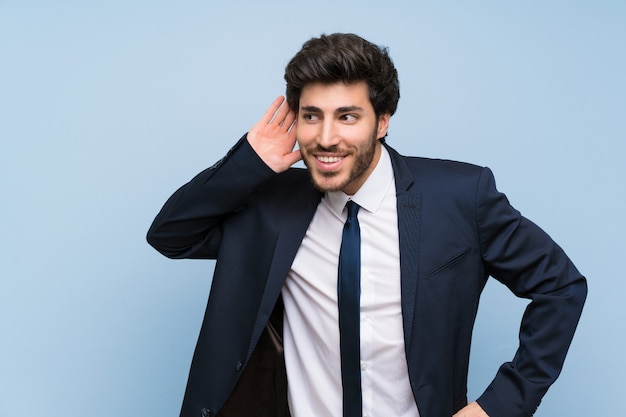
[{"xmin": 309, "ymin": 172, "xmax": 346, "ymax": 193}]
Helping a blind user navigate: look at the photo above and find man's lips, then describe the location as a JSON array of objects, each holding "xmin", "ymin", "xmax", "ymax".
[
  {"xmin": 310, "ymin": 153, "xmax": 347, "ymax": 172},
  {"xmin": 316, "ymin": 155, "xmax": 344, "ymax": 163}
]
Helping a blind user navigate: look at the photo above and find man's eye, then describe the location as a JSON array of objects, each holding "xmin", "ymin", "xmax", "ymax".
[
  {"xmin": 302, "ymin": 114, "xmax": 319, "ymax": 122},
  {"xmin": 341, "ymin": 114, "xmax": 357, "ymax": 122}
]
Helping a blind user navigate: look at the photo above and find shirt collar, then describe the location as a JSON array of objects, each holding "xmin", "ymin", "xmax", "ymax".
[{"xmin": 324, "ymin": 146, "xmax": 394, "ymax": 218}]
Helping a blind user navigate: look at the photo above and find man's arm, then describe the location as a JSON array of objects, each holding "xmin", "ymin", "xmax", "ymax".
[
  {"xmin": 146, "ymin": 97, "xmax": 301, "ymax": 259},
  {"xmin": 471, "ymin": 167, "xmax": 587, "ymax": 417}
]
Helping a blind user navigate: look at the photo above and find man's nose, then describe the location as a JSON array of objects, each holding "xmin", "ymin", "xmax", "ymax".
[{"xmin": 317, "ymin": 120, "xmax": 339, "ymax": 148}]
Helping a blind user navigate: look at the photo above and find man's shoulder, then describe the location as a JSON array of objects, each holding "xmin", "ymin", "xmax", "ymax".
[
  {"xmin": 386, "ymin": 144, "xmax": 485, "ymax": 180},
  {"xmin": 256, "ymin": 166, "xmax": 320, "ymax": 202},
  {"xmin": 402, "ymin": 154, "xmax": 482, "ymax": 171}
]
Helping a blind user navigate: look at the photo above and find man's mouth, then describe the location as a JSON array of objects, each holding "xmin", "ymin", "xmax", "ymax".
[{"xmin": 316, "ymin": 155, "xmax": 343, "ymax": 163}]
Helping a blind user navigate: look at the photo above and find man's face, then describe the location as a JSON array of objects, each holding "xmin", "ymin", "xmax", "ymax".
[{"xmin": 296, "ymin": 81, "xmax": 390, "ymax": 195}]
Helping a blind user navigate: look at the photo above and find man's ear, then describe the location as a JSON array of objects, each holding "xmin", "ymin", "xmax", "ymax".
[{"xmin": 377, "ymin": 113, "xmax": 391, "ymax": 138}]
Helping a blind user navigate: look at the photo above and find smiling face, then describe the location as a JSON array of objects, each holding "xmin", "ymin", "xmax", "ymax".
[{"xmin": 296, "ymin": 81, "xmax": 390, "ymax": 195}]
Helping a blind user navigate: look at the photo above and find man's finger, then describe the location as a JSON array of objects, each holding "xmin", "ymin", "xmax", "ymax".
[
  {"xmin": 260, "ymin": 96, "xmax": 286, "ymax": 124},
  {"xmin": 284, "ymin": 149, "xmax": 302, "ymax": 166},
  {"xmin": 272, "ymin": 97, "xmax": 293, "ymax": 126},
  {"xmin": 281, "ymin": 109, "xmax": 296, "ymax": 131}
]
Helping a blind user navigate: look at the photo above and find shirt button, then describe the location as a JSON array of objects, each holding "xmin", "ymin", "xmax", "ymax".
[{"xmin": 360, "ymin": 362, "xmax": 369, "ymax": 370}]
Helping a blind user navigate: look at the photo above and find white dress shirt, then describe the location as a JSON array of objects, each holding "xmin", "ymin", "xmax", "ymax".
[{"xmin": 282, "ymin": 147, "xmax": 420, "ymax": 417}]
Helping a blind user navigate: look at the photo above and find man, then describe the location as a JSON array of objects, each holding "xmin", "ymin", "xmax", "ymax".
[{"xmin": 147, "ymin": 33, "xmax": 586, "ymax": 417}]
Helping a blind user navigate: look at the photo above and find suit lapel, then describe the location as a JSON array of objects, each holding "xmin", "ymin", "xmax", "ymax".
[
  {"xmin": 386, "ymin": 144, "xmax": 422, "ymax": 348},
  {"xmin": 247, "ymin": 181, "xmax": 322, "ymax": 359}
]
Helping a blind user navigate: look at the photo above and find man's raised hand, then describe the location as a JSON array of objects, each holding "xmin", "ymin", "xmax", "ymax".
[{"xmin": 247, "ymin": 96, "xmax": 302, "ymax": 173}]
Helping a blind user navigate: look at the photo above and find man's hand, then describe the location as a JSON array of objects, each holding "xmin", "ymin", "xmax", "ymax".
[
  {"xmin": 247, "ymin": 96, "xmax": 302, "ymax": 173},
  {"xmin": 452, "ymin": 401, "xmax": 489, "ymax": 417}
]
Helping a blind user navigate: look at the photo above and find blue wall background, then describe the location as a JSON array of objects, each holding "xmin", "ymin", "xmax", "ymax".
[{"xmin": 1, "ymin": 1, "xmax": 624, "ymax": 415}]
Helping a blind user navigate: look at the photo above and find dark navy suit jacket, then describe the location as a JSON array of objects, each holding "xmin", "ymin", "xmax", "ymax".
[{"xmin": 147, "ymin": 135, "xmax": 586, "ymax": 417}]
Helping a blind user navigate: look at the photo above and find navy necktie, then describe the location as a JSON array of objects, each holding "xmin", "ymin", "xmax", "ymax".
[{"xmin": 338, "ymin": 200, "xmax": 362, "ymax": 417}]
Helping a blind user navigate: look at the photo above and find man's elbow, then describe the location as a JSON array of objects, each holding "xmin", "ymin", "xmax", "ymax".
[{"xmin": 146, "ymin": 225, "xmax": 182, "ymax": 259}]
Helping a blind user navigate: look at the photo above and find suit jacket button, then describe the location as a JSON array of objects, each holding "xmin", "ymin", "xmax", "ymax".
[
  {"xmin": 200, "ymin": 408, "xmax": 211, "ymax": 417},
  {"xmin": 235, "ymin": 360, "xmax": 243, "ymax": 371}
]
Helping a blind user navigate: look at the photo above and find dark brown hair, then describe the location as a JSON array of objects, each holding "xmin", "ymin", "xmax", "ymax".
[{"xmin": 284, "ymin": 33, "xmax": 400, "ymax": 117}]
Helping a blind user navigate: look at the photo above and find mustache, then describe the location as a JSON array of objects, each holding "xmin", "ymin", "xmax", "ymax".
[{"xmin": 304, "ymin": 145, "xmax": 349, "ymax": 153}]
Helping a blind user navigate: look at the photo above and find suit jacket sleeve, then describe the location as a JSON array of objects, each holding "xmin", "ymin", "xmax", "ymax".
[
  {"xmin": 146, "ymin": 134, "xmax": 276, "ymax": 259},
  {"xmin": 474, "ymin": 167, "xmax": 587, "ymax": 417}
]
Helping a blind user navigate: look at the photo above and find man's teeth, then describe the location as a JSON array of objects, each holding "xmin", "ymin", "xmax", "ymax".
[{"xmin": 317, "ymin": 156, "xmax": 342, "ymax": 163}]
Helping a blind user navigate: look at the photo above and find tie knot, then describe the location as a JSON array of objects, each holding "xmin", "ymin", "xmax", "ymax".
[{"xmin": 346, "ymin": 200, "xmax": 360, "ymax": 220}]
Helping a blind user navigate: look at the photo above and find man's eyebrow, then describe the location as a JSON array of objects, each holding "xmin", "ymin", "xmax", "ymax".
[
  {"xmin": 299, "ymin": 105, "xmax": 365, "ymax": 114},
  {"xmin": 300, "ymin": 105, "xmax": 322, "ymax": 113},
  {"xmin": 335, "ymin": 106, "xmax": 364, "ymax": 114}
]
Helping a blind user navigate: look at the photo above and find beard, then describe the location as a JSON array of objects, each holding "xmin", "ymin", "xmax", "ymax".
[{"xmin": 302, "ymin": 123, "xmax": 380, "ymax": 193}]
